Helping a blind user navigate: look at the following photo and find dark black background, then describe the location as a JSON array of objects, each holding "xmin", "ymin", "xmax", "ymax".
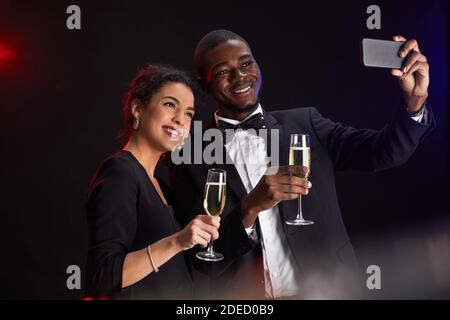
[{"xmin": 0, "ymin": 0, "xmax": 448, "ymax": 299}]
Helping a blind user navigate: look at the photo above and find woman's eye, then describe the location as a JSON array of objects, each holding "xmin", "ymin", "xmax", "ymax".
[
  {"xmin": 164, "ymin": 102, "xmax": 176, "ymax": 108},
  {"xmin": 186, "ymin": 112, "xmax": 194, "ymax": 119}
]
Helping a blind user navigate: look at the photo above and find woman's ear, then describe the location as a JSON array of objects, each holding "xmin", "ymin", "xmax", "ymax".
[{"xmin": 130, "ymin": 99, "xmax": 142, "ymax": 120}]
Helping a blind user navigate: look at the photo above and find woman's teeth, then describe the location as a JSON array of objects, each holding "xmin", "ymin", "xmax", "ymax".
[{"xmin": 164, "ymin": 127, "xmax": 180, "ymax": 139}]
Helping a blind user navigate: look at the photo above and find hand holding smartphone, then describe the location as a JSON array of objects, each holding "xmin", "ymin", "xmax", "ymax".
[{"xmin": 361, "ymin": 36, "xmax": 430, "ymax": 113}]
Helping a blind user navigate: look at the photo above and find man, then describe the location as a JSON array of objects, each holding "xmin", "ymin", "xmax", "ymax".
[{"xmin": 169, "ymin": 30, "xmax": 434, "ymax": 299}]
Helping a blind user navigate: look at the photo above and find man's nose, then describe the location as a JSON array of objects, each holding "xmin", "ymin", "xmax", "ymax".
[{"xmin": 230, "ymin": 68, "xmax": 246, "ymax": 83}]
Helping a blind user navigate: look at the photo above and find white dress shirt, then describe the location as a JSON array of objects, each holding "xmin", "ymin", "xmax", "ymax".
[
  {"xmin": 215, "ymin": 104, "xmax": 426, "ymax": 298},
  {"xmin": 215, "ymin": 105, "xmax": 302, "ymax": 298}
]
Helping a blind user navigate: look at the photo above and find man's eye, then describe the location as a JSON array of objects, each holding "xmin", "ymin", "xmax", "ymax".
[
  {"xmin": 164, "ymin": 102, "xmax": 176, "ymax": 108},
  {"xmin": 242, "ymin": 60, "xmax": 253, "ymax": 68},
  {"xmin": 186, "ymin": 112, "xmax": 194, "ymax": 119},
  {"xmin": 217, "ymin": 69, "xmax": 229, "ymax": 77}
]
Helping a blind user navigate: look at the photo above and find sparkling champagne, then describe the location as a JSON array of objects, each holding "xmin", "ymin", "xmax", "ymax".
[
  {"xmin": 286, "ymin": 134, "xmax": 314, "ymax": 226},
  {"xmin": 203, "ymin": 182, "xmax": 226, "ymax": 216},
  {"xmin": 289, "ymin": 147, "xmax": 311, "ymax": 179}
]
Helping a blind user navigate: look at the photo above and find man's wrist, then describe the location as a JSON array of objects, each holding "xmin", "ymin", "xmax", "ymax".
[
  {"xmin": 241, "ymin": 199, "xmax": 260, "ymax": 228},
  {"xmin": 407, "ymin": 103, "xmax": 426, "ymax": 117},
  {"xmin": 405, "ymin": 93, "xmax": 428, "ymax": 114}
]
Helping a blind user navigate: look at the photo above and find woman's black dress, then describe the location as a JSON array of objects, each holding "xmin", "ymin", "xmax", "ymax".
[{"xmin": 85, "ymin": 150, "xmax": 193, "ymax": 299}]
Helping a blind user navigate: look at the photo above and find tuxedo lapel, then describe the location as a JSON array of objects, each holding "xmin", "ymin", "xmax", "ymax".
[
  {"xmin": 263, "ymin": 110, "xmax": 290, "ymax": 167},
  {"xmin": 264, "ymin": 112, "xmax": 294, "ymax": 224}
]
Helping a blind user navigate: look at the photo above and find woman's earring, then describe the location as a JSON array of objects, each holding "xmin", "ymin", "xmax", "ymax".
[{"xmin": 133, "ymin": 117, "xmax": 140, "ymax": 130}]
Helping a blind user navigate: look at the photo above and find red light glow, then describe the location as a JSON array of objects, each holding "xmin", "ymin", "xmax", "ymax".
[{"xmin": 0, "ymin": 44, "xmax": 13, "ymax": 61}]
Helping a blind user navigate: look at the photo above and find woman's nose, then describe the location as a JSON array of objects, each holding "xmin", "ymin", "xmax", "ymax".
[{"xmin": 172, "ymin": 112, "xmax": 184, "ymax": 126}]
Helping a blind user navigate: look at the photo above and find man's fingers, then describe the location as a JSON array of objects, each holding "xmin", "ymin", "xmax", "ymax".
[
  {"xmin": 277, "ymin": 184, "xmax": 310, "ymax": 195},
  {"xmin": 391, "ymin": 35, "xmax": 425, "ymax": 77},
  {"xmin": 275, "ymin": 175, "xmax": 312, "ymax": 189},
  {"xmin": 402, "ymin": 51, "xmax": 422, "ymax": 73},
  {"xmin": 274, "ymin": 165, "xmax": 297, "ymax": 175},
  {"xmin": 393, "ymin": 35, "xmax": 407, "ymax": 42},
  {"xmin": 275, "ymin": 192, "xmax": 301, "ymax": 201},
  {"xmin": 300, "ymin": 166, "xmax": 310, "ymax": 176},
  {"xmin": 399, "ymin": 38, "xmax": 420, "ymax": 58},
  {"xmin": 391, "ymin": 69, "xmax": 404, "ymax": 77},
  {"xmin": 275, "ymin": 165, "xmax": 309, "ymax": 176},
  {"xmin": 393, "ymin": 35, "xmax": 407, "ymax": 58},
  {"xmin": 278, "ymin": 165, "xmax": 306, "ymax": 175},
  {"xmin": 393, "ymin": 35, "xmax": 422, "ymax": 58},
  {"xmin": 404, "ymin": 61, "xmax": 429, "ymax": 78}
]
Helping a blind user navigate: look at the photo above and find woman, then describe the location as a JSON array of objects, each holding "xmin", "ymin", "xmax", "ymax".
[{"xmin": 85, "ymin": 64, "xmax": 219, "ymax": 299}]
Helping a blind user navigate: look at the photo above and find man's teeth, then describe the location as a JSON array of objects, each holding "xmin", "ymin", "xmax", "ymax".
[{"xmin": 233, "ymin": 85, "xmax": 251, "ymax": 93}]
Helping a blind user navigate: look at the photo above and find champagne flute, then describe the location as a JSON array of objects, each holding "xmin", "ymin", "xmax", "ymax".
[
  {"xmin": 285, "ymin": 134, "xmax": 314, "ymax": 226},
  {"xmin": 196, "ymin": 169, "xmax": 226, "ymax": 262}
]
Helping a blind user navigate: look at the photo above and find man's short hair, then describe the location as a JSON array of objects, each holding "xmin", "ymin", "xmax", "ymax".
[{"xmin": 193, "ymin": 29, "xmax": 250, "ymax": 78}]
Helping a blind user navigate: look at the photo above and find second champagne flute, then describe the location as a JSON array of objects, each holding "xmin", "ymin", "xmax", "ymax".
[
  {"xmin": 196, "ymin": 169, "xmax": 226, "ymax": 262},
  {"xmin": 286, "ymin": 134, "xmax": 315, "ymax": 226}
]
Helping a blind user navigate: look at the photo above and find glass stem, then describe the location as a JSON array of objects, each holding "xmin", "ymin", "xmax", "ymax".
[
  {"xmin": 297, "ymin": 194, "xmax": 303, "ymax": 221},
  {"xmin": 207, "ymin": 241, "xmax": 214, "ymax": 255}
]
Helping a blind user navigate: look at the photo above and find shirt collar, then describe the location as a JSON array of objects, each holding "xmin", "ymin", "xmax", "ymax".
[{"xmin": 214, "ymin": 104, "xmax": 263, "ymax": 127}]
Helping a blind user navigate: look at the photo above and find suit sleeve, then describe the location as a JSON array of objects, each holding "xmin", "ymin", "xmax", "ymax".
[
  {"xmin": 85, "ymin": 157, "xmax": 138, "ymax": 297},
  {"xmin": 309, "ymin": 103, "xmax": 435, "ymax": 172}
]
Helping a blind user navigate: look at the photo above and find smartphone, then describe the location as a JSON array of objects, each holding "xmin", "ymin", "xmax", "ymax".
[{"xmin": 362, "ymin": 38, "xmax": 405, "ymax": 69}]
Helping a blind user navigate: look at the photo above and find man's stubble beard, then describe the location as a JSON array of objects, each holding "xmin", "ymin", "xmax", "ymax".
[{"xmin": 218, "ymin": 80, "xmax": 263, "ymax": 115}]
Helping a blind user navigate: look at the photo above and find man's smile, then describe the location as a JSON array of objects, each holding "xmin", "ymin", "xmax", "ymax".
[{"xmin": 230, "ymin": 82, "xmax": 253, "ymax": 95}]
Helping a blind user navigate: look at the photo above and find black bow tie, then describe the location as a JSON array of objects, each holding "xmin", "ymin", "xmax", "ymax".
[{"xmin": 217, "ymin": 113, "xmax": 266, "ymax": 132}]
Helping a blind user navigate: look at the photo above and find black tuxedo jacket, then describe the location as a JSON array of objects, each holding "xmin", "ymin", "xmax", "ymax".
[{"xmin": 168, "ymin": 105, "xmax": 434, "ymax": 299}]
